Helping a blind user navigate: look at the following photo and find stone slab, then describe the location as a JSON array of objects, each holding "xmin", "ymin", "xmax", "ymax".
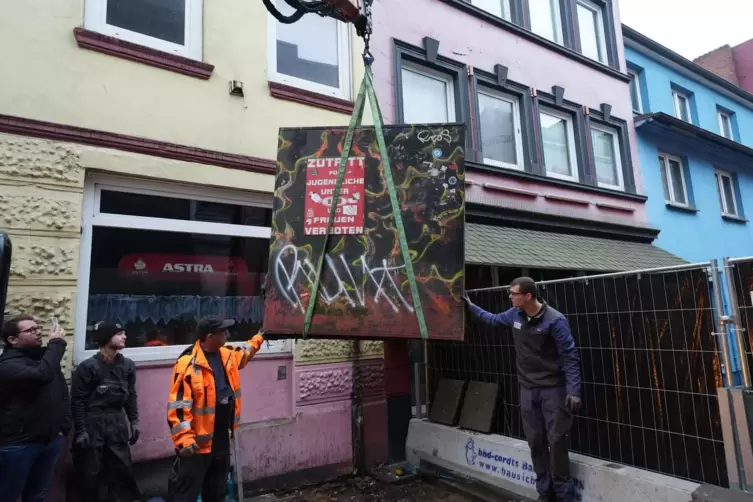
[
  {"xmin": 428, "ymin": 378, "xmax": 466, "ymax": 427},
  {"xmin": 458, "ymin": 381, "xmax": 499, "ymax": 433}
]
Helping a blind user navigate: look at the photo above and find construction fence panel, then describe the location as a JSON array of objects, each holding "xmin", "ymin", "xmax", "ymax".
[
  {"xmin": 727, "ymin": 256, "xmax": 753, "ymax": 385},
  {"xmin": 427, "ymin": 264, "xmax": 728, "ymax": 486}
]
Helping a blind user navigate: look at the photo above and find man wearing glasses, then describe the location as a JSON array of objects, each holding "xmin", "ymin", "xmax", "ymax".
[
  {"xmin": 0, "ymin": 315, "xmax": 69, "ymax": 501},
  {"xmin": 465, "ymin": 277, "xmax": 581, "ymax": 502}
]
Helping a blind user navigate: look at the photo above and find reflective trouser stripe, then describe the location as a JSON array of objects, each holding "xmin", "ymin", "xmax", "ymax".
[
  {"xmin": 196, "ymin": 433, "xmax": 214, "ymax": 443},
  {"xmin": 168, "ymin": 400, "xmax": 193, "ymax": 409},
  {"xmin": 171, "ymin": 420, "xmax": 191, "ymax": 434},
  {"xmin": 192, "ymin": 407, "xmax": 215, "ymax": 416}
]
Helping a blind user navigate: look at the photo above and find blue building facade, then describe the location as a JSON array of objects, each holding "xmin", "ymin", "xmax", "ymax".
[
  {"xmin": 624, "ymin": 27, "xmax": 753, "ymax": 382},
  {"xmin": 623, "ymin": 27, "xmax": 753, "ymax": 263}
]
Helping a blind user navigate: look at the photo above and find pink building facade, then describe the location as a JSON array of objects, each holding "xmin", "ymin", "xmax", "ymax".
[
  {"xmin": 366, "ymin": 0, "xmax": 684, "ymax": 284},
  {"xmin": 47, "ymin": 339, "xmax": 387, "ymax": 500}
]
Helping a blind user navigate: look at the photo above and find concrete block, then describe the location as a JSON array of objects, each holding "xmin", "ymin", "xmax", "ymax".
[
  {"xmin": 692, "ymin": 484, "xmax": 753, "ymax": 502},
  {"xmin": 406, "ymin": 419, "xmax": 701, "ymax": 502}
]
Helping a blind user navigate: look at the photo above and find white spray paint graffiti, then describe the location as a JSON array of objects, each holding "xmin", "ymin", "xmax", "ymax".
[
  {"xmin": 417, "ymin": 129, "xmax": 452, "ymax": 144},
  {"xmin": 274, "ymin": 244, "xmax": 415, "ymax": 314}
]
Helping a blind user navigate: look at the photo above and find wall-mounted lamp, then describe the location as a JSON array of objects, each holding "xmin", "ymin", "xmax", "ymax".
[{"xmin": 229, "ymin": 80, "xmax": 244, "ymax": 97}]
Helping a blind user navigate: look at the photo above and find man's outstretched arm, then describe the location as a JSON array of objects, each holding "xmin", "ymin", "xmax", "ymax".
[{"xmin": 464, "ymin": 297, "xmax": 517, "ymax": 327}]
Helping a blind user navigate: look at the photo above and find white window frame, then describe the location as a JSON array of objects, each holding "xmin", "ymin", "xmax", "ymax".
[
  {"xmin": 590, "ymin": 123, "xmax": 624, "ymax": 191},
  {"xmin": 477, "ymin": 88, "xmax": 524, "ymax": 171},
  {"xmin": 74, "ymin": 174, "xmax": 291, "ymax": 365},
  {"xmin": 471, "ymin": 0, "xmax": 511, "ymax": 20},
  {"xmin": 400, "ymin": 62, "xmax": 457, "ymax": 123},
  {"xmin": 528, "ymin": 0, "xmax": 564, "ymax": 44},
  {"xmin": 716, "ymin": 169, "xmax": 740, "ymax": 217},
  {"xmin": 267, "ymin": 5, "xmax": 352, "ymax": 99},
  {"xmin": 659, "ymin": 153, "xmax": 690, "ymax": 207},
  {"xmin": 718, "ymin": 111, "xmax": 734, "ymax": 140},
  {"xmin": 628, "ymin": 70, "xmax": 643, "ymax": 113},
  {"xmin": 539, "ymin": 106, "xmax": 578, "ymax": 182},
  {"xmin": 672, "ymin": 90, "xmax": 692, "ymax": 122},
  {"xmin": 84, "ymin": 0, "xmax": 203, "ymax": 60},
  {"xmin": 576, "ymin": 0, "xmax": 608, "ymax": 64}
]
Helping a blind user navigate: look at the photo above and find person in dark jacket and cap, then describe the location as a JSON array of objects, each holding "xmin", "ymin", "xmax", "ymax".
[
  {"xmin": 465, "ymin": 277, "xmax": 582, "ymax": 502},
  {"xmin": 70, "ymin": 321, "xmax": 141, "ymax": 501},
  {"xmin": 0, "ymin": 315, "xmax": 70, "ymax": 502}
]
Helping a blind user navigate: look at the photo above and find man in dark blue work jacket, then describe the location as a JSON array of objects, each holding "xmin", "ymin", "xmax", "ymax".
[{"xmin": 465, "ymin": 276, "xmax": 581, "ymax": 502}]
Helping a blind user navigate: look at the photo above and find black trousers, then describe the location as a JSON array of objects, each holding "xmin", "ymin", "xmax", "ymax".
[
  {"xmin": 72, "ymin": 412, "xmax": 140, "ymax": 502},
  {"xmin": 169, "ymin": 453, "xmax": 230, "ymax": 502}
]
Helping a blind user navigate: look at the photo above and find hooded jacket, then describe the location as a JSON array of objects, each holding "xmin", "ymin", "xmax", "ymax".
[{"xmin": 0, "ymin": 338, "xmax": 72, "ymax": 445}]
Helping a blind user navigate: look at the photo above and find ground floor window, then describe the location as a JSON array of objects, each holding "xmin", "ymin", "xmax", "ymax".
[{"xmin": 75, "ymin": 175, "xmax": 291, "ymax": 363}]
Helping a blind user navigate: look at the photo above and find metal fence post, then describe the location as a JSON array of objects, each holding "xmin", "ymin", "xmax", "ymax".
[
  {"xmin": 712, "ymin": 259, "xmax": 736, "ymax": 388},
  {"xmin": 724, "ymin": 257, "xmax": 752, "ymax": 389},
  {"xmin": 414, "ymin": 362, "xmax": 423, "ymax": 418}
]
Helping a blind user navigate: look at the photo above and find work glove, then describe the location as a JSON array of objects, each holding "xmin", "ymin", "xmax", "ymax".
[
  {"xmin": 250, "ymin": 333, "xmax": 264, "ymax": 352},
  {"xmin": 462, "ymin": 294, "xmax": 474, "ymax": 309},
  {"xmin": 74, "ymin": 432, "xmax": 90, "ymax": 450},
  {"xmin": 129, "ymin": 422, "xmax": 140, "ymax": 445},
  {"xmin": 178, "ymin": 442, "xmax": 199, "ymax": 457},
  {"xmin": 565, "ymin": 395, "xmax": 582, "ymax": 413}
]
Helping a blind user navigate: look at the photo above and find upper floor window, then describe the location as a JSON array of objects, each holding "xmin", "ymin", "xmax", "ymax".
[
  {"xmin": 401, "ymin": 64, "xmax": 457, "ymax": 123},
  {"xmin": 672, "ymin": 90, "xmax": 692, "ymax": 123},
  {"xmin": 84, "ymin": 0, "xmax": 203, "ymax": 59},
  {"xmin": 269, "ymin": 0, "xmax": 351, "ymax": 98},
  {"xmin": 658, "ymin": 154, "xmax": 689, "ymax": 207},
  {"xmin": 466, "ymin": 0, "xmax": 511, "ymax": 20},
  {"xmin": 540, "ymin": 107, "xmax": 577, "ymax": 181},
  {"xmin": 576, "ymin": 0, "xmax": 607, "ymax": 63},
  {"xmin": 590, "ymin": 123, "xmax": 624, "ymax": 191},
  {"xmin": 716, "ymin": 170, "xmax": 740, "ymax": 217},
  {"xmin": 528, "ymin": 0, "xmax": 563, "ymax": 44},
  {"xmin": 628, "ymin": 70, "xmax": 643, "ymax": 113},
  {"xmin": 718, "ymin": 111, "xmax": 734, "ymax": 140},
  {"xmin": 478, "ymin": 88, "xmax": 523, "ymax": 170}
]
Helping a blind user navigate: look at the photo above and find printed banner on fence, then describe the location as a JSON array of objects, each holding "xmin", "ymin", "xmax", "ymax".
[
  {"xmin": 304, "ymin": 157, "xmax": 365, "ymax": 236},
  {"xmin": 463, "ymin": 437, "xmax": 585, "ymax": 501}
]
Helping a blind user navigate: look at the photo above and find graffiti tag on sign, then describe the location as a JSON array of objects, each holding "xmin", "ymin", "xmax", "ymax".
[
  {"xmin": 273, "ymin": 244, "xmax": 414, "ymax": 314},
  {"xmin": 417, "ymin": 129, "xmax": 452, "ymax": 144},
  {"xmin": 304, "ymin": 157, "xmax": 365, "ymax": 236},
  {"xmin": 463, "ymin": 438, "xmax": 585, "ymax": 501}
]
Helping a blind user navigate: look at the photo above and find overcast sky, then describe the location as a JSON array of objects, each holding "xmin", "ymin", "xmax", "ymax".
[{"xmin": 619, "ymin": 0, "xmax": 753, "ymax": 60}]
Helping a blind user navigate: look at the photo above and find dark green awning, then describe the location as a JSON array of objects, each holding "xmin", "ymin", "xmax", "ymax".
[{"xmin": 466, "ymin": 223, "xmax": 686, "ymax": 272}]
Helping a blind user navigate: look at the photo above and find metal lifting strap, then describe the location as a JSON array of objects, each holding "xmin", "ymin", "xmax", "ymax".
[{"xmin": 302, "ymin": 67, "xmax": 429, "ymax": 341}]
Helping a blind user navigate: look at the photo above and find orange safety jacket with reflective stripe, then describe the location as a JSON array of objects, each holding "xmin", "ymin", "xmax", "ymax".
[{"xmin": 166, "ymin": 336, "xmax": 262, "ymax": 453}]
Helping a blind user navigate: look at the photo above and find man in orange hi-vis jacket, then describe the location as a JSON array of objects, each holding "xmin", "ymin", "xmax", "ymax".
[{"xmin": 166, "ymin": 315, "xmax": 264, "ymax": 502}]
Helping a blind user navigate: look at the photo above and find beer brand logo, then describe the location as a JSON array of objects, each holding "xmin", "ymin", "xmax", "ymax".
[{"xmin": 162, "ymin": 263, "xmax": 215, "ymax": 273}]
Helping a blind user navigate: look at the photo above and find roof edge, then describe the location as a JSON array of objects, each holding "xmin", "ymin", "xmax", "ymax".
[{"xmin": 622, "ymin": 25, "xmax": 753, "ymax": 108}]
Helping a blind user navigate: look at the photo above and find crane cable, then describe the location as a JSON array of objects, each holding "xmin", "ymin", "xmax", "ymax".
[{"xmin": 301, "ymin": 22, "xmax": 429, "ymax": 341}]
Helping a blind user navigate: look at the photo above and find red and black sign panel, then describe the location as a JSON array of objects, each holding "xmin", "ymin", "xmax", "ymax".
[{"xmin": 263, "ymin": 124, "xmax": 466, "ymax": 340}]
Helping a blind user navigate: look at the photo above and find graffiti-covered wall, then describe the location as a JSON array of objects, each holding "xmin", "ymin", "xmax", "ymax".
[{"xmin": 264, "ymin": 125, "xmax": 467, "ymax": 340}]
